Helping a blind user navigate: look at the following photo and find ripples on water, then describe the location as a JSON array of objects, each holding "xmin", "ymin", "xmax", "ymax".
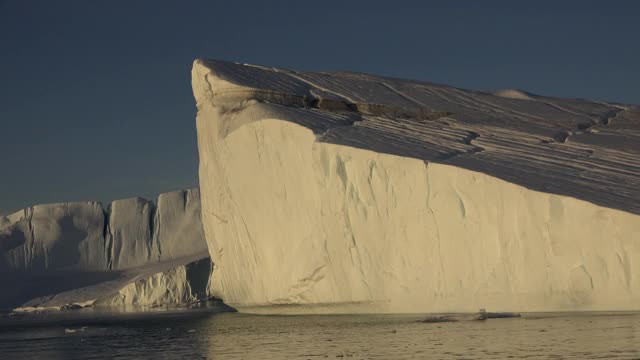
[{"xmin": 0, "ymin": 308, "xmax": 639, "ymax": 359}]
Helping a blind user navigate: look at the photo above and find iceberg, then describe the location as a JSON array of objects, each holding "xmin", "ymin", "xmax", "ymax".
[
  {"xmin": 0, "ymin": 188, "xmax": 212, "ymax": 311},
  {"xmin": 192, "ymin": 59, "xmax": 640, "ymax": 314}
]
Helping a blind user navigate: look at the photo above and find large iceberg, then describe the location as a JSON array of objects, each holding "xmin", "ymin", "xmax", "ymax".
[
  {"xmin": 0, "ymin": 188, "xmax": 212, "ymax": 310},
  {"xmin": 192, "ymin": 59, "xmax": 640, "ymax": 314}
]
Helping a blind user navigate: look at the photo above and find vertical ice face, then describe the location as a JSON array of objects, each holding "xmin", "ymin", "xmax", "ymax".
[
  {"xmin": 0, "ymin": 202, "xmax": 107, "ymax": 272},
  {"xmin": 192, "ymin": 59, "xmax": 640, "ymax": 314},
  {"xmin": 108, "ymin": 197, "xmax": 155, "ymax": 270},
  {"xmin": 153, "ymin": 188, "xmax": 208, "ymax": 260},
  {"xmin": 0, "ymin": 188, "xmax": 211, "ymax": 310}
]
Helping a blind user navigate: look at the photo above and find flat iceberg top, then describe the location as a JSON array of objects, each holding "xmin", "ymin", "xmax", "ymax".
[{"xmin": 193, "ymin": 59, "xmax": 640, "ymax": 215}]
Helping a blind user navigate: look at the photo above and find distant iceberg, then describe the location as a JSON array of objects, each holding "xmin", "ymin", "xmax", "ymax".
[{"xmin": 0, "ymin": 189, "xmax": 213, "ymax": 311}]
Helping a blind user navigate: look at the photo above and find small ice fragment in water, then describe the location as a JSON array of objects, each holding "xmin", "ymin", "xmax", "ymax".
[
  {"xmin": 65, "ymin": 327, "xmax": 87, "ymax": 333},
  {"xmin": 477, "ymin": 308, "xmax": 488, "ymax": 320},
  {"xmin": 418, "ymin": 309, "xmax": 494, "ymax": 323}
]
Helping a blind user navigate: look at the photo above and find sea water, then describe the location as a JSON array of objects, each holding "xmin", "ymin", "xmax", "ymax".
[{"xmin": 1, "ymin": 308, "xmax": 639, "ymax": 359}]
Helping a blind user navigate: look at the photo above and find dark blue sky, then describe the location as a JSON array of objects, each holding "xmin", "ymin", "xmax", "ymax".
[{"xmin": 1, "ymin": 0, "xmax": 639, "ymax": 214}]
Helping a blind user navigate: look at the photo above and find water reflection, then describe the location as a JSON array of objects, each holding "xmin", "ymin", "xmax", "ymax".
[{"xmin": 1, "ymin": 310, "xmax": 639, "ymax": 359}]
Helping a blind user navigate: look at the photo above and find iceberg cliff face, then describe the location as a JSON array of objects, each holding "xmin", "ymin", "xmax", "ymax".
[
  {"xmin": 192, "ymin": 59, "xmax": 640, "ymax": 314},
  {"xmin": 0, "ymin": 189, "xmax": 211, "ymax": 310},
  {"xmin": 0, "ymin": 202, "xmax": 108, "ymax": 272}
]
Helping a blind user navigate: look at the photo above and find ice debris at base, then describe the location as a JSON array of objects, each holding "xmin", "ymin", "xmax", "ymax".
[
  {"xmin": 192, "ymin": 59, "xmax": 640, "ymax": 314},
  {"xmin": 0, "ymin": 189, "xmax": 213, "ymax": 311},
  {"xmin": 97, "ymin": 258, "xmax": 213, "ymax": 307}
]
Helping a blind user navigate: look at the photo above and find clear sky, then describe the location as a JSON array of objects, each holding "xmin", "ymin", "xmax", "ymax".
[{"xmin": 1, "ymin": 0, "xmax": 639, "ymax": 214}]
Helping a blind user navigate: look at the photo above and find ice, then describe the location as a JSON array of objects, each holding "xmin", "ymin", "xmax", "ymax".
[
  {"xmin": 0, "ymin": 189, "xmax": 211, "ymax": 310},
  {"xmin": 153, "ymin": 188, "xmax": 207, "ymax": 260},
  {"xmin": 98, "ymin": 258, "xmax": 213, "ymax": 307},
  {"xmin": 192, "ymin": 59, "xmax": 640, "ymax": 314},
  {"xmin": 108, "ymin": 197, "xmax": 156, "ymax": 270}
]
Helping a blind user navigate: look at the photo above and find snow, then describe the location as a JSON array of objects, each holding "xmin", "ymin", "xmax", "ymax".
[
  {"xmin": 0, "ymin": 189, "xmax": 211, "ymax": 311},
  {"xmin": 192, "ymin": 59, "xmax": 640, "ymax": 314}
]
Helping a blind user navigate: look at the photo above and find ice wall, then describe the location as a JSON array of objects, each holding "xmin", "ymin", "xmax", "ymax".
[
  {"xmin": 107, "ymin": 189, "xmax": 206, "ymax": 270},
  {"xmin": 0, "ymin": 188, "xmax": 210, "ymax": 310},
  {"xmin": 0, "ymin": 202, "xmax": 108, "ymax": 272},
  {"xmin": 192, "ymin": 59, "xmax": 640, "ymax": 314}
]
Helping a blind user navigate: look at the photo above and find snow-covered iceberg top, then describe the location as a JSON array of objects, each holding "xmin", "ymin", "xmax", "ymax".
[{"xmin": 193, "ymin": 59, "xmax": 640, "ymax": 215}]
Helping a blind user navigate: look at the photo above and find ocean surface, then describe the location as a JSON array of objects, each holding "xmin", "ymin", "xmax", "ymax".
[{"xmin": 1, "ymin": 307, "xmax": 639, "ymax": 359}]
